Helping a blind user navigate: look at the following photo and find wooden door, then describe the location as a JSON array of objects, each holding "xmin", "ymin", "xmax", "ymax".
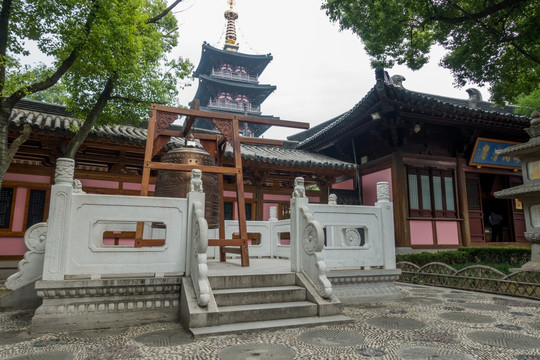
[
  {"xmin": 466, "ymin": 173, "xmax": 485, "ymax": 242},
  {"xmin": 509, "ymin": 176, "xmax": 526, "ymax": 242}
]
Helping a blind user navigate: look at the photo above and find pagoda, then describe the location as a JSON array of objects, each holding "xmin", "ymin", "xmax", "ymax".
[{"xmin": 191, "ymin": 0, "xmax": 277, "ymax": 137}]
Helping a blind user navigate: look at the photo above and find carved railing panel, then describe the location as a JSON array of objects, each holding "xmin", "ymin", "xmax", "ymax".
[
  {"xmin": 290, "ymin": 177, "xmax": 333, "ymax": 299},
  {"xmin": 5, "ymin": 222, "xmax": 48, "ymax": 290},
  {"xmin": 187, "ymin": 169, "xmax": 212, "ymax": 307},
  {"xmin": 397, "ymin": 261, "xmax": 540, "ymax": 300}
]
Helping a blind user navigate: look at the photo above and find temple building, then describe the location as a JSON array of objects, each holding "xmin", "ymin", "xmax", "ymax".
[
  {"xmin": 191, "ymin": 1, "xmax": 277, "ymax": 137},
  {"xmin": 291, "ymin": 69, "xmax": 531, "ymax": 249}
]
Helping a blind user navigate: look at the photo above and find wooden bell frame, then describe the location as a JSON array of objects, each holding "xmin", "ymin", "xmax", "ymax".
[{"xmin": 135, "ymin": 101, "xmax": 309, "ymax": 267}]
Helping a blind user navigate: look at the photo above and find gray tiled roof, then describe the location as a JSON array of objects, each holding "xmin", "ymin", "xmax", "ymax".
[
  {"xmin": 495, "ymin": 183, "xmax": 540, "ymax": 199},
  {"xmin": 10, "ymin": 100, "xmax": 356, "ymax": 172},
  {"xmin": 295, "ymin": 70, "xmax": 530, "ymax": 151}
]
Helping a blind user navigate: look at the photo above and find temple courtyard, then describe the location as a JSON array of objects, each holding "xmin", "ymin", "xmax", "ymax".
[{"xmin": 1, "ymin": 261, "xmax": 539, "ymax": 360}]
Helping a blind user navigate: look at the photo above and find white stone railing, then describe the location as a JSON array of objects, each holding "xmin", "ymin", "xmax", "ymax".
[
  {"xmin": 290, "ymin": 178, "xmax": 333, "ymax": 299},
  {"xmin": 34, "ymin": 158, "xmax": 196, "ymax": 281},
  {"xmin": 217, "ymin": 182, "xmax": 395, "ymax": 274},
  {"xmin": 309, "ymin": 182, "xmax": 395, "ymax": 270}
]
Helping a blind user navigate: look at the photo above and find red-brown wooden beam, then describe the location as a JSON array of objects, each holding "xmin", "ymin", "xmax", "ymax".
[{"xmin": 151, "ymin": 104, "xmax": 309, "ymax": 130}]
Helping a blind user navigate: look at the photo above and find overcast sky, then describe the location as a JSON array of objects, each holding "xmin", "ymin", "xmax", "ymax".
[{"xmin": 172, "ymin": 0, "xmax": 489, "ymax": 139}]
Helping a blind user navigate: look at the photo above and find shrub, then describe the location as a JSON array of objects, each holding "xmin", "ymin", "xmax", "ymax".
[{"xmin": 396, "ymin": 247, "xmax": 530, "ymax": 267}]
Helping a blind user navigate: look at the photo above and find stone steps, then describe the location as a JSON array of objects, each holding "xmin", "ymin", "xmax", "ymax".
[
  {"xmin": 190, "ymin": 314, "xmax": 352, "ymax": 337},
  {"xmin": 217, "ymin": 300, "xmax": 318, "ymax": 325},
  {"xmin": 180, "ymin": 272, "xmax": 350, "ymax": 336},
  {"xmin": 213, "ymin": 285, "xmax": 306, "ymax": 306}
]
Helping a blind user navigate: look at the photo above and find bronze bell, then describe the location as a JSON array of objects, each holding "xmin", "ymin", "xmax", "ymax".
[{"xmin": 154, "ymin": 145, "xmax": 220, "ymax": 229}]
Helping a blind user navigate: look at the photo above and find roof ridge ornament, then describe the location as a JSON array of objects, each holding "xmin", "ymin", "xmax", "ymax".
[
  {"xmin": 224, "ymin": 0, "xmax": 239, "ymax": 52},
  {"xmin": 466, "ymin": 88, "xmax": 483, "ymax": 109}
]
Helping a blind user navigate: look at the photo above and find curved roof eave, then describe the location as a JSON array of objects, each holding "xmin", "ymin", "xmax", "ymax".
[
  {"xmin": 193, "ymin": 42, "xmax": 273, "ymax": 77},
  {"xmin": 297, "ymin": 76, "xmax": 531, "ymax": 151}
]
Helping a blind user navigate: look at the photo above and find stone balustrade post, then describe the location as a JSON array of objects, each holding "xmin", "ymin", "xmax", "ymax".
[
  {"xmin": 375, "ymin": 182, "xmax": 396, "ymax": 269},
  {"xmin": 42, "ymin": 158, "xmax": 77, "ymax": 281}
]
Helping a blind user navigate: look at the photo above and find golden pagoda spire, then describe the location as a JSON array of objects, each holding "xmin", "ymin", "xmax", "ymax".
[{"xmin": 223, "ymin": 0, "xmax": 239, "ymax": 52}]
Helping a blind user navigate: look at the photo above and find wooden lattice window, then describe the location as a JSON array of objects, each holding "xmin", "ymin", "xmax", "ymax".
[
  {"xmin": 407, "ymin": 167, "xmax": 456, "ymax": 218},
  {"xmin": 26, "ymin": 189, "xmax": 47, "ymax": 229},
  {"xmin": 0, "ymin": 188, "xmax": 14, "ymax": 229}
]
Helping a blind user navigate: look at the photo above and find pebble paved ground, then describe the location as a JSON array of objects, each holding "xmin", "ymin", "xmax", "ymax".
[{"xmin": 0, "ymin": 283, "xmax": 539, "ymax": 360}]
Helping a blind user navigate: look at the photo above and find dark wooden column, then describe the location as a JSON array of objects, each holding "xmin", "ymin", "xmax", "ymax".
[
  {"xmin": 456, "ymin": 156, "xmax": 471, "ymax": 246},
  {"xmin": 391, "ymin": 151, "xmax": 410, "ymax": 247}
]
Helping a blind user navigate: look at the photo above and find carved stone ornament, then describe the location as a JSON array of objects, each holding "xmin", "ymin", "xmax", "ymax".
[
  {"xmin": 524, "ymin": 231, "xmax": 540, "ymax": 243},
  {"xmin": 190, "ymin": 169, "xmax": 204, "ymax": 193},
  {"xmin": 328, "ymin": 194, "xmax": 337, "ymax": 205},
  {"xmin": 293, "ymin": 177, "xmax": 306, "ymax": 198},
  {"xmin": 5, "ymin": 222, "xmax": 48, "ymax": 290},
  {"xmin": 190, "ymin": 202, "xmax": 210, "ymax": 307},
  {"xmin": 55, "ymin": 158, "xmax": 75, "ymax": 185},
  {"xmin": 72, "ymin": 179, "xmax": 85, "ymax": 193},
  {"xmin": 344, "ymin": 228, "xmax": 361, "ymax": 246},
  {"xmin": 303, "ymin": 221, "xmax": 324, "ymax": 255},
  {"xmin": 377, "ymin": 182, "xmax": 390, "ymax": 202}
]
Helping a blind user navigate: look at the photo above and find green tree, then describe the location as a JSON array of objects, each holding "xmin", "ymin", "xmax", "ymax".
[
  {"xmin": 322, "ymin": 0, "xmax": 540, "ymax": 105},
  {"xmin": 0, "ymin": 0, "xmax": 190, "ymax": 186}
]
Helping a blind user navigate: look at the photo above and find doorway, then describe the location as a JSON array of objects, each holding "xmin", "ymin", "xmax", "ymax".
[{"xmin": 467, "ymin": 172, "xmax": 525, "ymax": 243}]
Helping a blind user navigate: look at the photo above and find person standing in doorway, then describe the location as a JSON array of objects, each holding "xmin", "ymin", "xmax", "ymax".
[{"xmin": 489, "ymin": 211, "xmax": 503, "ymax": 242}]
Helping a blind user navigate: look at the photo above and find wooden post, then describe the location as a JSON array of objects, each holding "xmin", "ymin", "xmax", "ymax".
[
  {"xmin": 392, "ymin": 151, "xmax": 410, "ymax": 248},
  {"xmin": 232, "ymin": 118, "xmax": 249, "ymax": 266},
  {"xmin": 457, "ymin": 156, "xmax": 471, "ymax": 246}
]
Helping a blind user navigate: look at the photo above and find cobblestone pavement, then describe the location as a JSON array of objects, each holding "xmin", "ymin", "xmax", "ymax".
[{"xmin": 1, "ymin": 283, "xmax": 539, "ymax": 359}]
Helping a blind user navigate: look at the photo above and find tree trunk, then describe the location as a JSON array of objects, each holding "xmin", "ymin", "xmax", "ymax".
[{"xmin": 63, "ymin": 75, "xmax": 117, "ymax": 159}]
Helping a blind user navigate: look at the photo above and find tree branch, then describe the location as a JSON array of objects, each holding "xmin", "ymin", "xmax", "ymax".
[
  {"xmin": 64, "ymin": 74, "xmax": 117, "ymax": 159},
  {"xmin": 147, "ymin": 0, "xmax": 183, "ymax": 24},
  {"xmin": 6, "ymin": 122, "xmax": 31, "ymax": 166},
  {"xmin": 0, "ymin": 0, "xmax": 13, "ymax": 94},
  {"xmin": 109, "ymin": 95, "xmax": 147, "ymax": 104},
  {"xmin": 4, "ymin": 0, "xmax": 98, "ymax": 110},
  {"xmin": 431, "ymin": 0, "xmax": 528, "ymax": 24},
  {"xmin": 445, "ymin": 0, "xmax": 540, "ymax": 65}
]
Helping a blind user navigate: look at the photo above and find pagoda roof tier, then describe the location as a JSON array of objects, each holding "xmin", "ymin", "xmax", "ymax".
[
  {"xmin": 193, "ymin": 74, "xmax": 276, "ymax": 106},
  {"xmin": 193, "ymin": 42, "xmax": 273, "ymax": 78},
  {"xmin": 291, "ymin": 69, "xmax": 530, "ymax": 151}
]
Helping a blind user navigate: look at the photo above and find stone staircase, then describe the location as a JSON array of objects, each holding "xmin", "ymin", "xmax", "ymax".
[{"xmin": 180, "ymin": 272, "xmax": 351, "ymax": 337}]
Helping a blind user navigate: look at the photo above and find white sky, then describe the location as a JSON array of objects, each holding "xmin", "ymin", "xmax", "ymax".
[
  {"xmin": 19, "ymin": 0, "xmax": 490, "ymax": 139},
  {"xmin": 172, "ymin": 0, "xmax": 491, "ymax": 140}
]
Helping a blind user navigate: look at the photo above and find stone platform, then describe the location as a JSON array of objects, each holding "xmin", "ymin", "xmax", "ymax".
[{"xmin": 1, "ymin": 283, "xmax": 539, "ymax": 359}]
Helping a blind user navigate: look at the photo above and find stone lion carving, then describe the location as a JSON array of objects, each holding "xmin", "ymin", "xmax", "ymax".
[
  {"xmin": 190, "ymin": 169, "xmax": 203, "ymax": 193},
  {"xmin": 293, "ymin": 177, "xmax": 306, "ymax": 198}
]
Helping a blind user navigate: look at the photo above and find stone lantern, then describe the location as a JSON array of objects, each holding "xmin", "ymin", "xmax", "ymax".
[{"xmin": 495, "ymin": 110, "xmax": 540, "ymax": 270}]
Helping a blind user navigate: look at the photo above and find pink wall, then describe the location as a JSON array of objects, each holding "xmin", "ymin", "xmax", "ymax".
[
  {"xmin": 1, "ymin": 237, "xmax": 26, "ymax": 255},
  {"xmin": 4, "ymin": 173, "xmax": 50, "ymax": 184},
  {"xmin": 410, "ymin": 220, "xmax": 434, "ymax": 245},
  {"xmin": 362, "ymin": 168, "xmax": 393, "ymax": 206},
  {"xmin": 436, "ymin": 221, "xmax": 460, "ymax": 245},
  {"xmin": 332, "ymin": 178, "xmax": 354, "ymax": 190},
  {"xmin": 12, "ymin": 187, "xmax": 28, "ymax": 232},
  {"xmin": 123, "ymin": 182, "xmax": 155, "ymax": 192},
  {"xmin": 80, "ymin": 179, "xmax": 119, "ymax": 189},
  {"xmin": 224, "ymin": 191, "xmax": 253, "ymax": 199},
  {"xmin": 264, "ymin": 194, "xmax": 289, "ymax": 201}
]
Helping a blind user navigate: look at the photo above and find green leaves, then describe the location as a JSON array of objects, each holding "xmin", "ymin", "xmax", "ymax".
[{"xmin": 322, "ymin": 0, "xmax": 540, "ymax": 105}]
